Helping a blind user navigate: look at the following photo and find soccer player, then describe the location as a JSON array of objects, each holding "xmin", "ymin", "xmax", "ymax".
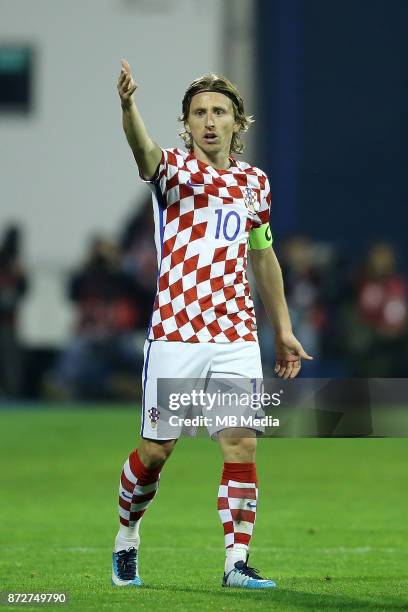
[{"xmin": 112, "ymin": 59, "xmax": 312, "ymax": 589}]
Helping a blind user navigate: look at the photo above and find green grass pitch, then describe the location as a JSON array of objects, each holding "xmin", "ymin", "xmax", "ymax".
[{"xmin": 1, "ymin": 407, "xmax": 407, "ymax": 611}]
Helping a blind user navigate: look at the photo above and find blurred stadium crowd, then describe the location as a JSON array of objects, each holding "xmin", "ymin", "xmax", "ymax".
[{"xmin": 1, "ymin": 206, "xmax": 407, "ymax": 402}]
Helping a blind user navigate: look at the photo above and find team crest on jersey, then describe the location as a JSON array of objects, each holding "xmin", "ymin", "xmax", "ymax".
[
  {"xmin": 148, "ymin": 407, "xmax": 160, "ymax": 429},
  {"xmin": 242, "ymin": 187, "xmax": 260, "ymax": 214}
]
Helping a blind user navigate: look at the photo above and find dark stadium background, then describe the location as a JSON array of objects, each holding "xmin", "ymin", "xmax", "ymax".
[{"xmin": 257, "ymin": 0, "xmax": 406, "ymax": 265}]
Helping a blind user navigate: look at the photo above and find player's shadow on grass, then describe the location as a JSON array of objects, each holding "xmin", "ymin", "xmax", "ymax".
[{"xmin": 145, "ymin": 584, "xmax": 405, "ymax": 610}]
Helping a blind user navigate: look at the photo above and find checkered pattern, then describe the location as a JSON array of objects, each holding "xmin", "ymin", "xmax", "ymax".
[
  {"xmin": 145, "ymin": 148, "xmax": 271, "ymax": 343},
  {"xmin": 118, "ymin": 450, "xmax": 162, "ymax": 528},
  {"xmin": 218, "ymin": 478, "xmax": 258, "ymax": 548}
]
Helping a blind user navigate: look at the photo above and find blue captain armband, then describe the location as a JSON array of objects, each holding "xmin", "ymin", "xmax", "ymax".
[{"xmin": 248, "ymin": 223, "xmax": 273, "ymax": 250}]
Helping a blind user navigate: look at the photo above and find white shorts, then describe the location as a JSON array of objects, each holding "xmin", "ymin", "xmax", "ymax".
[{"xmin": 140, "ymin": 339, "xmax": 264, "ymax": 440}]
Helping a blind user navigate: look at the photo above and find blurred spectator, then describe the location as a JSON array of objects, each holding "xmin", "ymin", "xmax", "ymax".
[
  {"xmin": 119, "ymin": 196, "xmax": 157, "ymax": 298},
  {"xmin": 51, "ymin": 236, "xmax": 146, "ymax": 400},
  {"xmin": 0, "ymin": 225, "xmax": 28, "ymax": 398},
  {"xmin": 256, "ymin": 235, "xmax": 327, "ymax": 376},
  {"xmin": 339, "ymin": 243, "xmax": 408, "ymax": 376}
]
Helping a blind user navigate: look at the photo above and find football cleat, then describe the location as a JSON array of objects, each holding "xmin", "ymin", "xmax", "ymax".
[
  {"xmin": 222, "ymin": 557, "xmax": 277, "ymax": 589},
  {"xmin": 112, "ymin": 547, "xmax": 143, "ymax": 587}
]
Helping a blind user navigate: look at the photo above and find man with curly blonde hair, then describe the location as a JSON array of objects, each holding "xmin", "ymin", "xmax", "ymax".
[{"xmin": 112, "ymin": 60, "xmax": 312, "ymax": 590}]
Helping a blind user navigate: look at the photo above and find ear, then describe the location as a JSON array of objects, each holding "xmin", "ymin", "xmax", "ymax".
[
  {"xmin": 185, "ymin": 122, "xmax": 191, "ymax": 134},
  {"xmin": 233, "ymin": 122, "xmax": 239, "ymax": 134}
]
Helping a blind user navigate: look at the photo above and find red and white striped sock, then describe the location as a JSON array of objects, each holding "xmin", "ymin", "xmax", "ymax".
[
  {"xmin": 217, "ymin": 462, "xmax": 258, "ymax": 573},
  {"xmin": 114, "ymin": 449, "xmax": 163, "ymax": 552}
]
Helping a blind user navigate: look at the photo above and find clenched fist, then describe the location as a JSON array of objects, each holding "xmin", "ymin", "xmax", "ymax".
[{"xmin": 117, "ymin": 59, "xmax": 137, "ymax": 109}]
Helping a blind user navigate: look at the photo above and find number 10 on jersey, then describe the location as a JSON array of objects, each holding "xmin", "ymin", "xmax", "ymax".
[{"xmin": 214, "ymin": 209, "xmax": 241, "ymax": 241}]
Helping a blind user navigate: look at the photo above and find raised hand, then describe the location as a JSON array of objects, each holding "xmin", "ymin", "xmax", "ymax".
[{"xmin": 117, "ymin": 59, "xmax": 138, "ymax": 109}]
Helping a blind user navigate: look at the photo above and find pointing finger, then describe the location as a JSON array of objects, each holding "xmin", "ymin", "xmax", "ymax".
[{"xmin": 121, "ymin": 58, "xmax": 132, "ymax": 73}]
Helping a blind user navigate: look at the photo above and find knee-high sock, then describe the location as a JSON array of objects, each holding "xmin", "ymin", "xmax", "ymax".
[
  {"xmin": 217, "ymin": 462, "xmax": 258, "ymax": 572},
  {"xmin": 115, "ymin": 449, "xmax": 163, "ymax": 551}
]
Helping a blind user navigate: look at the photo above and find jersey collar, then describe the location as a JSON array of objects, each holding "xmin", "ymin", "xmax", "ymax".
[{"xmin": 185, "ymin": 151, "xmax": 238, "ymax": 174}]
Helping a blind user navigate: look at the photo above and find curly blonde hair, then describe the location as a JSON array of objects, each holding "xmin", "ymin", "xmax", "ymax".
[{"xmin": 179, "ymin": 73, "xmax": 254, "ymax": 155}]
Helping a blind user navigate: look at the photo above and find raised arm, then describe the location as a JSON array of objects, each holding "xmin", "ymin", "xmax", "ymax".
[{"xmin": 117, "ymin": 59, "xmax": 162, "ymax": 180}]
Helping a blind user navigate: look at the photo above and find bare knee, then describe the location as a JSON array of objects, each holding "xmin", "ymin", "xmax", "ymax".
[
  {"xmin": 218, "ymin": 430, "xmax": 257, "ymax": 463},
  {"xmin": 137, "ymin": 438, "xmax": 177, "ymax": 468}
]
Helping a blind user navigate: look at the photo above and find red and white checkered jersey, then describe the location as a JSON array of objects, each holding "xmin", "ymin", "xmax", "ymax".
[{"xmin": 144, "ymin": 148, "xmax": 271, "ymax": 343}]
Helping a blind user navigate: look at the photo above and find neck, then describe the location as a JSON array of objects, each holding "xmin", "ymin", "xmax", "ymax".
[{"xmin": 192, "ymin": 145, "xmax": 230, "ymax": 170}]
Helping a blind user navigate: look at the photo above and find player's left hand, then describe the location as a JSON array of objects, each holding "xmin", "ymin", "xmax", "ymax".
[{"xmin": 274, "ymin": 331, "xmax": 313, "ymax": 379}]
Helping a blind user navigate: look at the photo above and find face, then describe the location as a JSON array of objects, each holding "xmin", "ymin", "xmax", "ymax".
[{"xmin": 186, "ymin": 91, "xmax": 239, "ymax": 157}]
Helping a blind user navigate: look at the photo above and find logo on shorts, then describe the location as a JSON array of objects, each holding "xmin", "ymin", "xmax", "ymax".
[
  {"xmin": 148, "ymin": 407, "xmax": 160, "ymax": 429},
  {"xmin": 243, "ymin": 187, "xmax": 260, "ymax": 214}
]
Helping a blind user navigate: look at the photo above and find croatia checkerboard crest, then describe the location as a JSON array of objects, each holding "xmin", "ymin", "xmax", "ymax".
[
  {"xmin": 242, "ymin": 187, "xmax": 260, "ymax": 214},
  {"xmin": 148, "ymin": 407, "xmax": 160, "ymax": 429}
]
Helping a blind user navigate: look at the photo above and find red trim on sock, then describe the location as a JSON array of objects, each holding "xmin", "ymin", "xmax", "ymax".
[
  {"xmin": 230, "ymin": 509, "xmax": 255, "ymax": 523},
  {"xmin": 226, "ymin": 486, "xmax": 257, "ymax": 500},
  {"xmin": 217, "ymin": 497, "xmax": 229, "ymax": 510},
  {"xmin": 121, "ymin": 472, "xmax": 135, "ymax": 493},
  {"xmin": 222, "ymin": 462, "xmax": 257, "ymax": 484},
  {"xmin": 129, "ymin": 510, "xmax": 145, "ymax": 521},
  {"xmin": 129, "ymin": 449, "xmax": 163, "ymax": 485},
  {"xmin": 131, "ymin": 490, "xmax": 157, "ymax": 504},
  {"xmin": 119, "ymin": 496, "xmax": 131, "ymax": 511},
  {"xmin": 235, "ymin": 532, "xmax": 251, "ymax": 546},
  {"xmin": 223, "ymin": 521, "xmax": 234, "ymax": 535}
]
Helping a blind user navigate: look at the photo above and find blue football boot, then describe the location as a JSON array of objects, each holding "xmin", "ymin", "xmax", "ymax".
[
  {"xmin": 222, "ymin": 557, "xmax": 277, "ymax": 589},
  {"xmin": 112, "ymin": 547, "xmax": 143, "ymax": 587}
]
